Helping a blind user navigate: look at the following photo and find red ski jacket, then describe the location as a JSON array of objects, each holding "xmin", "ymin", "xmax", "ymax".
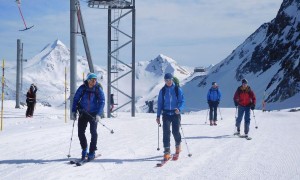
[{"xmin": 233, "ymin": 86, "xmax": 256, "ymax": 107}]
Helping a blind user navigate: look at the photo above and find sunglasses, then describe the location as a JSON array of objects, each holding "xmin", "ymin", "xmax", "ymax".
[
  {"xmin": 89, "ymin": 78, "xmax": 97, "ymax": 81},
  {"xmin": 165, "ymin": 79, "xmax": 172, "ymax": 82}
]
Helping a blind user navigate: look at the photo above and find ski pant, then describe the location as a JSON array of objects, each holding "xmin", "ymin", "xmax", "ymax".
[
  {"xmin": 26, "ymin": 101, "xmax": 35, "ymax": 117},
  {"xmin": 209, "ymin": 101, "xmax": 218, "ymax": 121},
  {"xmin": 78, "ymin": 112, "xmax": 98, "ymax": 153},
  {"xmin": 162, "ymin": 114, "xmax": 181, "ymax": 151},
  {"xmin": 236, "ymin": 105, "xmax": 251, "ymax": 134}
]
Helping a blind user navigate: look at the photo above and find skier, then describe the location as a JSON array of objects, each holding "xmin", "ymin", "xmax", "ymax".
[
  {"xmin": 110, "ymin": 94, "xmax": 114, "ymax": 112},
  {"xmin": 233, "ymin": 79, "xmax": 256, "ymax": 137},
  {"xmin": 71, "ymin": 73, "xmax": 105, "ymax": 161},
  {"xmin": 26, "ymin": 84, "xmax": 37, "ymax": 117},
  {"xmin": 207, "ymin": 82, "xmax": 221, "ymax": 126},
  {"xmin": 148, "ymin": 100, "xmax": 154, "ymax": 113},
  {"xmin": 156, "ymin": 73, "xmax": 185, "ymax": 161}
]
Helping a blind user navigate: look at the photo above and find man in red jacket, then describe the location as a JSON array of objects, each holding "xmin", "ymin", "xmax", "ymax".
[{"xmin": 233, "ymin": 79, "xmax": 256, "ymax": 137}]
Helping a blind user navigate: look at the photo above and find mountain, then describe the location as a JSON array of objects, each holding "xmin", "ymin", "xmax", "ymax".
[
  {"xmin": 5, "ymin": 0, "xmax": 300, "ymax": 111},
  {"xmin": 183, "ymin": 0, "xmax": 300, "ymax": 111},
  {"xmin": 5, "ymin": 39, "xmax": 106, "ymax": 107},
  {"xmin": 116, "ymin": 54, "xmax": 192, "ymax": 112},
  {"xmin": 4, "ymin": 40, "xmax": 193, "ymax": 110}
]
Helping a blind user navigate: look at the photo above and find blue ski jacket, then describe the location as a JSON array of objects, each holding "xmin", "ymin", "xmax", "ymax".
[
  {"xmin": 72, "ymin": 81, "xmax": 105, "ymax": 116},
  {"xmin": 156, "ymin": 83, "xmax": 185, "ymax": 118},
  {"xmin": 207, "ymin": 87, "xmax": 221, "ymax": 102}
]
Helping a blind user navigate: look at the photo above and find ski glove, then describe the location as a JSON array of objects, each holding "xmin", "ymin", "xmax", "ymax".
[
  {"xmin": 251, "ymin": 104, "xmax": 255, "ymax": 110},
  {"xmin": 95, "ymin": 115, "xmax": 101, "ymax": 122},
  {"xmin": 70, "ymin": 112, "xmax": 77, "ymax": 120},
  {"xmin": 234, "ymin": 101, "xmax": 238, "ymax": 107},
  {"xmin": 207, "ymin": 100, "xmax": 212, "ymax": 106},
  {"xmin": 156, "ymin": 118, "xmax": 161, "ymax": 125}
]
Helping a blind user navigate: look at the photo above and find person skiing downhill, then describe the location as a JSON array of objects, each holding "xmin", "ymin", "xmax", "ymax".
[
  {"xmin": 156, "ymin": 73, "xmax": 185, "ymax": 161},
  {"xmin": 71, "ymin": 73, "xmax": 105, "ymax": 161},
  {"xmin": 233, "ymin": 79, "xmax": 256, "ymax": 137},
  {"xmin": 207, "ymin": 82, "xmax": 221, "ymax": 126},
  {"xmin": 26, "ymin": 84, "xmax": 37, "ymax": 117}
]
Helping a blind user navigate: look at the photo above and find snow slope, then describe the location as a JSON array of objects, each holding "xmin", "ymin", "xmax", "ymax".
[{"xmin": 0, "ymin": 101, "xmax": 299, "ymax": 179}]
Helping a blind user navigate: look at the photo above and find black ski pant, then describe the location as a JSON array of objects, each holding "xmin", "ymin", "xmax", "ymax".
[
  {"xmin": 162, "ymin": 114, "xmax": 181, "ymax": 151},
  {"xmin": 78, "ymin": 112, "xmax": 98, "ymax": 153},
  {"xmin": 209, "ymin": 101, "xmax": 218, "ymax": 121},
  {"xmin": 26, "ymin": 102, "xmax": 35, "ymax": 117}
]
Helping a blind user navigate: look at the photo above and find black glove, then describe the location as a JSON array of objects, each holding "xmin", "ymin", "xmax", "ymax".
[
  {"xmin": 234, "ymin": 101, "xmax": 238, "ymax": 107},
  {"xmin": 251, "ymin": 104, "xmax": 255, "ymax": 110},
  {"xmin": 217, "ymin": 101, "xmax": 220, "ymax": 105},
  {"xmin": 207, "ymin": 100, "xmax": 212, "ymax": 106}
]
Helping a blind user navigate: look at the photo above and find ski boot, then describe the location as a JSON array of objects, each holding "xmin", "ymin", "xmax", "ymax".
[
  {"xmin": 175, "ymin": 145, "xmax": 181, "ymax": 154},
  {"xmin": 213, "ymin": 121, "xmax": 217, "ymax": 126},
  {"xmin": 88, "ymin": 151, "xmax": 95, "ymax": 161},
  {"xmin": 163, "ymin": 148, "xmax": 171, "ymax": 161},
  {"xmin": 81, "ymin": 148, "xmax": 88, "ymax": 160}
]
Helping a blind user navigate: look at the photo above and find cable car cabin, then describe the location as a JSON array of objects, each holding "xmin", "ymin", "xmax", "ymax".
[
  {"xmin": 88, "ymin": 0, "xmax": 132, "ymax": 8},
  {"xmin": 194, "ymin": 67, "xmax": 205, "ymax": 73}
]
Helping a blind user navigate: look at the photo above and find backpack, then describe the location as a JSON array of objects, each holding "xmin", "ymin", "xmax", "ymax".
[{"xmin": 173, "ymin": 76, "xmax": 180, "ymax": 87}]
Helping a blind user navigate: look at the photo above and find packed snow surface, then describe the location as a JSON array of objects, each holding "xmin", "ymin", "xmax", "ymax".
[{"xmin": 0, "ymin": 101, "xmax": 299, "ymax": 179}]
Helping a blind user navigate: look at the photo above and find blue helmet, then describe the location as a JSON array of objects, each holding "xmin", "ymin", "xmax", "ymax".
[{"xmin": 86, "ymin": 73, "xmax": 97, "ymax": 81}]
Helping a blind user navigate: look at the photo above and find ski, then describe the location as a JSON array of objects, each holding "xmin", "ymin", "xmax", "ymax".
[
  {"xmin": 233, "ymin": 132, "xmax": 240, "ymax": 136},
  {"xmin": 76, "ymin": 159, "xmax": 88, "ymax": 166},
  {"xmin": 156, "ymin": 156, "xmax": 172, "ymax": 167},
  {"xmin": 172, "ymin": 153, "xmax": 179, "ymax": 161},
  {"xmin": 239, "ymin": 135, "xmax": 252, "ymax": 140},
  {"xmin": 69, "ymin": 159, "xmax": 84, "ymax": 165},
  {"xmin": 76, "ymin": 154, "xmax": 101, "ymax": 166}
]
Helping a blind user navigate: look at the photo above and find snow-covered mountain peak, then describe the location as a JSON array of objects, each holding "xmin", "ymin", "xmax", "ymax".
[
  {"xmin": 183, "ymin": 0, "xmax": 300, "ymax": 111},
  {"xmin": 145, "ymin": 54, "xmax": 190, "ymax": 78}
]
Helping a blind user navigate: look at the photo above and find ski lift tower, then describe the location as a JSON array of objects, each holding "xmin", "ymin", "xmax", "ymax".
[{"xmin": 87, "ymin": 0, "xmax": 136, "ymax": 118}]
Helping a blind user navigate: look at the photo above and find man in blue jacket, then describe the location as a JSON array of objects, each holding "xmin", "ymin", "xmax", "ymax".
[
  {"xmin": 71, "ymin": 73, "xmax": 105, "ymax": 160},
  {"xmin": 156, "ymin": 73, "xmax": 185, "ymax": 160},
  {"xmin": 207, "ymin": 82, "xmax": 221, "ymax": 126}
]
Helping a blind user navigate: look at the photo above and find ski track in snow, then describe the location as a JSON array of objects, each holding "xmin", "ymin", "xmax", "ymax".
[{"xmin": 0, "ymin": 105, "xmax": 300, "ymax": 180}]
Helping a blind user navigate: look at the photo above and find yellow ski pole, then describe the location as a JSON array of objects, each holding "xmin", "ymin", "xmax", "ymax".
[{"xmin": 1, "ymin": 59, "xmax": 5, "ymax": 131}]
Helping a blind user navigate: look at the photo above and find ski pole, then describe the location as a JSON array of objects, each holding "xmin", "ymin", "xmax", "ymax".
[
  {"xmin": 82, "ymin": 109, "xmax": 114, "ymax": 134},
  {"xmin": 252, "ymin": 110, "xmax": 258, "ymax": 129},
  {"xmin": 67, "ymin": 117, "xmax": 76, "ymax": 158},
  {"xmin": 235, "ymin": 106, "xmax": 238, "ymax": 119},
  {"xmin": 205, "ymin": 108, "xmax": 209, "ymax": 124},
  {"xmin": 218, "ymin": 107, "xmax": 223, "ymax": 120},
  {"xmin": 157, "ymin": 124, "xmax": 161, "ymax": 151},
  {"xmin": 179, "ymin": 123, "xmax": 192, "ymax": 157},
  {"xmin": 98, "ymin": 121, "xmax": 114, "ymax": 134},
  {"xmin": 233, "ymin": 106, "xmax": 238, "ymax": 134}
]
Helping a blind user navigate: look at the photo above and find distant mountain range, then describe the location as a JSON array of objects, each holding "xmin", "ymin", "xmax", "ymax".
[{"xmin": 4, "ymin": 0, "xmax": 300, "ymax": 112}]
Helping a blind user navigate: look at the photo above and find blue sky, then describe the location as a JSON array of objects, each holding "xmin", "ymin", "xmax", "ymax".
[{"xmin": 0, "ymin": 0, "xmax": 282, "ymax": 67}]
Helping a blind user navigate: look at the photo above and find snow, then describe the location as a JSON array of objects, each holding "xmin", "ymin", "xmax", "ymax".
[{"xmin": 1, "ymin": 100, "xmax": 300, "ymax": 179}]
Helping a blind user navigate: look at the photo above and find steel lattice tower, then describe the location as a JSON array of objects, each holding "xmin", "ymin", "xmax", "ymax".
[{"xmin": 87, "ymin": 0, "xmax": 136, "ymax": 118}]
